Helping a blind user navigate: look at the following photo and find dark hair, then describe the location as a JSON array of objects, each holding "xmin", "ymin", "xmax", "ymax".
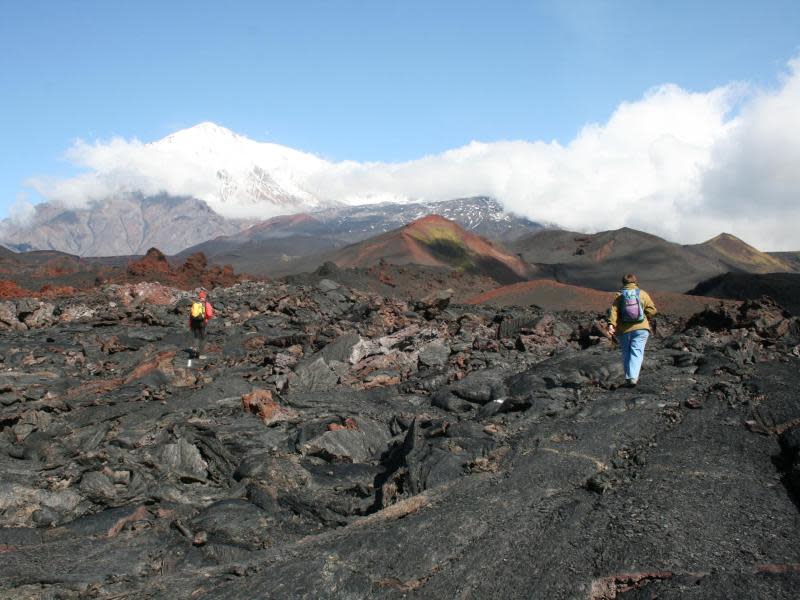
[{"xmin": 622, "ymin": 273, "xmax": 638, "ymax": 285}]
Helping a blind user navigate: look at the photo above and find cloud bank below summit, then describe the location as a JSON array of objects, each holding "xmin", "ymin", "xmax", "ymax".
[{"xmin": 25, "ymin": 57, "xmax": 800, "ymax": 251}]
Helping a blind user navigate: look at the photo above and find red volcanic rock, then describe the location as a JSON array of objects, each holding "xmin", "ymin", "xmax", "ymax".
[
  {"xmin": 32, "ymin": 257, "xmax": 82, "ymax": 279},
  {"xmin": 127, "ymin": 248, "xmax": 171, "ymax": 277},
  {"xmin": 328, "ymin": 418, "xmax": 359, "ymax": 432},
  {"xmin": 173, "ymin": 253, "xmax": 242, "ymax": 289},
  {"xmin": 2, "ymin": 244, "xmax": 247, "ymax": 298},
  {"xmin": 39, "ymin": 284, "xmax": 79, "ymax": 298},
  {"xmin": 242, "ymin": 389, "xmax": 299, "ymax": 425},
  {"xmin": 122, "ymin": 249, "xmax": 246, "ymax": 290},
  {"xmin": 0, "ymin": 280, "xmax": 32, "ymax": 299},
  {"xmin": 180, "ymin": 252, "xmax": 208, "ymax": 276},
  {"xmin": 64, "ymin": 377, "xmax": 126, "ymax": 401},
  {"xmin": 124, "ymin": 350, "xmax": 178, "ymax": 384},
  {"xmin": 377, "ymin": 269, "xmax": 396, "ymax": 287},
  {"xmin": 196, "ymin": 263, "xmax": 242, "ymax": 289}
]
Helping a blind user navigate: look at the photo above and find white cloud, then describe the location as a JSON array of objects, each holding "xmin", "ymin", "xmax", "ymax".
[
  {"xmin": 305, "ymin": 83, "xmax": 738, "ymax": 242},
  {"xmin": 8, "ymin": 192, "xmax": 36, "ymax": 225},
  {"xmin": 23, "ymin": 57, "xmax": 800, "ymax": 250},
  {"xmin": 698, "ymin": 57, "xmax": 800, "ymax": 250}
]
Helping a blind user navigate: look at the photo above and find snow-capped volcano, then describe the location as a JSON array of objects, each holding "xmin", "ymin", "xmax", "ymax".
[
  {"xmin": 28, "ymin": 121, "xmax": 434, "ymax": 221},
  {"xmin": 115, "ymin": 122, "xmax": 333, "ymax": 217}
]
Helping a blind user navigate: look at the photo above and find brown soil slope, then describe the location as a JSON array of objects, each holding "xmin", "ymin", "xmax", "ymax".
[
  {"xmin": 467, "ymin": 279, "xmax": 734, "ymax": 318},
  {"xmin": 690, "ymin": 233, "xmax": 794, "ymax": 273},
  {"xmin": 326, "ymin": 215, "xmax": 533, "ymax": 285}
]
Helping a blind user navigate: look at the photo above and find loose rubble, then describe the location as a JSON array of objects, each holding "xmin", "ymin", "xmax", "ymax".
[{"xmin": 0, "ymin": 280, "xmax": 798, "ymax": 598}]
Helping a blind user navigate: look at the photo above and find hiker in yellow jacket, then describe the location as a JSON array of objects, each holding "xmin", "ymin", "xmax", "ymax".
[
  {"xmin": 607, "ymin": 274, "xmax": 657, "ymax": 387},
  {"xmin": 188, "ymin": 290, "xmax": 214, "ymax": 359}
]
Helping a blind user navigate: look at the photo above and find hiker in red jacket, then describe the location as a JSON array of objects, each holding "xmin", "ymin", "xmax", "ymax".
[{"xmin": 188, "ymin": 290, "xmax": 214, "ymax": 358}]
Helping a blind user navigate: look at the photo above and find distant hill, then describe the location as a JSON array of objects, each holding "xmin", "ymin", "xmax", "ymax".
[
  {"xmin": 0, "ymin": 246, "xmax": 245, "ymax": 297},
  {"xmin": 689, "ymin": 272, "xmax": 800, "ymax": 316},
  {"xmin": 690, "ymin": 233, "xmax": 792, "ymax": 273},
  {"xmin": 0, "ymin": 249, "xmax": 121, "ymax": 292},
  {"xmin": 0, "ymin": 194, "xmax": 251, "ymax": 256},
  {"xmin": 174, "ymin": 213, "xmax": 339, "ymax": 277},
  {"xmin": 323, "ymin": 215, "xmax": 533, "ymax": 285},
  {"xmin": 769, "ymin": 251, "xmax": 800, "ymax": 270},
  {"xmin": 510, "ymin": 227, "xmax": 797, "ymax": 293},
  {"xmin": 179, "ymin": 197, "xmax": 543, "ymax": 277},
  {"xmin": 308, "ymin": 196, "xmax": 542, "ymax": 244}
]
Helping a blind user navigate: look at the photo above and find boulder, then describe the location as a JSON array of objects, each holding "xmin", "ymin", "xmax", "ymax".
[
  {"xmin": 449, "ymin": 368, "xmax": 508, "ymax": 405},
  {"xmin": 242, "ymin": 389, "xmax": 300, "ymax": 425},
  {"xmin": 58, "ymin": 304, "xmax": 96, "ymax": 323},
  {"xmin": 378, "ymin": 324, "xmax": 421, "ymax": 350},
  {"xmin": 418, "ymin": 340, "xmax": 450, "ymax": 369},
  {"xmin": 161, "ymin": 438, "xmax": 208, "ymax": 482},
  {"xmin": 292, "ymin": 357, "xmax": 339, "ymax": 392},
  {"xmin": 79, "ymin": 471, "xmax": 117, "ymax": 503},
  {"xmin": 300, "ymin": 418, "xmax": 391, "ymax": 463},
  {"xmin": 22, "ymin": 303, "xmax": 55, "ymax": 328},
  {"xmin": 320, "ymin": 333, "xmax": 361, "ymax": 363},
  {"xmin": 415, "ymin": 288, "xmax": 453, "ymax": 313},
  {"xmin": 349, "ymin": 338, "xmax": 382, "ymax": 364},
  {"xmin": 0, "ymin": 301, "xmax": 24, "ymax": 331},
  {"xmin": 317, "ymin": 279, "xmax": 340, "ymax": 293},
  {"xmin": 188, "ymin": 499, "xmax": 271, "ymax": 550}
]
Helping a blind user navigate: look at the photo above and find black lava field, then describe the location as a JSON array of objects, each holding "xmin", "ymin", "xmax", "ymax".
[{"xmin": 1, "ymin": 278, "xmax": 799, "ymax": 599}]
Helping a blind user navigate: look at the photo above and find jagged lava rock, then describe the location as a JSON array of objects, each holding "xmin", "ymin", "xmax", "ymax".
[{"xmin": 0, "ymin": 278, "xmax": 797, "ymax": 599}]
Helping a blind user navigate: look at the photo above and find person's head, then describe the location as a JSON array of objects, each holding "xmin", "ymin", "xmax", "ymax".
[
  {"xmin": 622, "ymin": 273, "xmax": 638, "ymax": 286},
  {"xmin": 198, "ymin": 290, "xmax": 207, "ymax": 300}
]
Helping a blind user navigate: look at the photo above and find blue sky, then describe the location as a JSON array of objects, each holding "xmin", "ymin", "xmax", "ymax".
[{"xmin": 1, "ymin": 0, "xmax": 799, "ymax": 221}]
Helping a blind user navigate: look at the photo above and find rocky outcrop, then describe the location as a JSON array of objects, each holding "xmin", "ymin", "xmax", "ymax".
[
  {"xmin": 125, "ymin": 249, "xmax": 243, "ymax": 290},
  {"xmin": 127, "ymin": 247, "xmax": 171, "ymax": 277},
  {"xmin": 0, "ymin": 246, "xmax": 247, "ymax": 301}
]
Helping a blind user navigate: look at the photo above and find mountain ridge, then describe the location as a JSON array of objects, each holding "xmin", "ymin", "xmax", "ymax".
[
  {"xmin": 0, "ymin": 194, "xmax": 252, "ymax": 256},
  {"xmin": 177, "ymin": 197, "xmax": 543, "ymax": 277},
  {"xmin": 511, "ymin": 227, "xmax": 799, "ymax": 293}
]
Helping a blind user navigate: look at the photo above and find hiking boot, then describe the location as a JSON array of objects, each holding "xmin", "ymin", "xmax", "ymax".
[{"xmin": 629, "ymin": 378, "xmax": 638, "ymax": 387}]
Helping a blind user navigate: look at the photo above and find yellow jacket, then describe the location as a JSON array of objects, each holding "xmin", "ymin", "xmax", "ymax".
[{"xmin": 608, "ymin": 284, "xmax": 657, "ymax": 334}]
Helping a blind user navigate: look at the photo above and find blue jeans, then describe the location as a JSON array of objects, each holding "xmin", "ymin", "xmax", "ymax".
[{"xmin": 618, "ymin": 329, "xmax": 649, "ymax": 380}]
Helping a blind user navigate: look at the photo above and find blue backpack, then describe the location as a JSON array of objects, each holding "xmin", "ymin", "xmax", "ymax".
[{"xmin": 619, "ymin": 288, "xmax": 645, "ymax": 323}]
